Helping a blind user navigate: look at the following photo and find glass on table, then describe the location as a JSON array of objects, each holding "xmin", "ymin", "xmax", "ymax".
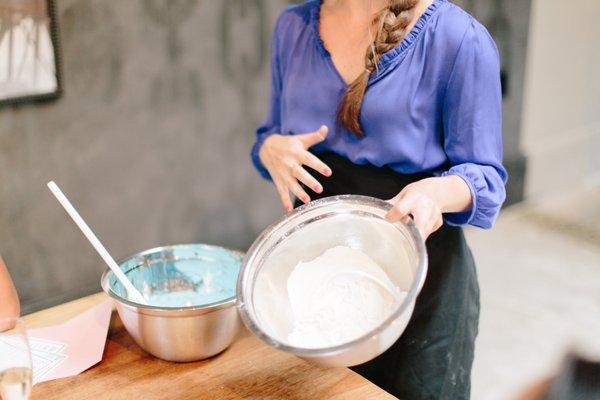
[{"xmin": 0, "ymin": 318, "xmax": 32, "ymax": 400}]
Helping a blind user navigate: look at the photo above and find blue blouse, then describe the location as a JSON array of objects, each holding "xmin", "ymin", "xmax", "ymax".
[{"xmin": 252, "ymin": 0, "xmax": 507, "ymax": 229}]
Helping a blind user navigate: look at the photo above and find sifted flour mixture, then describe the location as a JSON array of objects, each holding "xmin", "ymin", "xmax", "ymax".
[{"xmin": 287, "ymin": 246, "xmax": 407, "ymax": 348}]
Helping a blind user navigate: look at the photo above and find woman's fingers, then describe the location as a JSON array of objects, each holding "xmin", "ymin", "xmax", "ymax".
[
  {"xmin": 412, "ymin": 202, "xmax": 434, "ymax": 239},
  {"xmin": 297, "ymin": 126, "xmax": 331, "ymax": 176},
  {"xmin": 387, "ymin": 194, "xmax": 436, "ymax": 239},
  {"xmin": 273, "ymin": 176, "xmax": 292, "ymax": 212},
  {"xmin": 298, "ymin": 125, "xmax": 328, "ymax": 149},
  {"xmin": 262, "ymin": 127, "xmax": 332, "ymax": 210},
  {"xmin": 301, "ymin": 151, "xmax": 331, "ymax": 177},
  {"xmin": 404, "ymin": 199, "xmax": 443, "ymax": 240},
  {"xmin": 386, "ymin": 191, "xmax": 404, "ymax": 206},
  {"xmin": 385, "ymin": 194, "xmax": 415, "ymax": 222},
  {"xmin": 385, "ymin": 182, "xmax": 446, "ymax": 239},
  {"xmin": 285, "ymin": 176, "xmax": 311, "ymax": 204},
  {"xmin": 292, "ymin": 165, "xmax": 323, "ymax": 194}
]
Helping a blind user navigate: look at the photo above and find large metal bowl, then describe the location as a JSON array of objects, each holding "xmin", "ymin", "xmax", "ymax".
[
  {"xmin": 101, "ymin": 244, "xmax": 243, "ymax": 362},
  {"xmin": 237, "ymin": 195, "xmax": 428, "ymax": 367}
]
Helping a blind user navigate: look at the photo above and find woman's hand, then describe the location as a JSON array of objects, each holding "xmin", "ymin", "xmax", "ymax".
[
  {"xmin": 385, "ymin": 176, "xmax": 472, "ymax": 239},
  {"xmin": 259, "ymin": 126, "xmax": 332, "ymax": 211}
]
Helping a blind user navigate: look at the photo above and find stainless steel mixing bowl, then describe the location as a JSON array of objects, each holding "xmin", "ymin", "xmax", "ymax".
[
  {"xmin": 237, "ymin": 195, "xmax": 428, "ymax": 367},
  {"xmin": 101, "ymin": 244, "xmax": 243, "ymax": 362}
]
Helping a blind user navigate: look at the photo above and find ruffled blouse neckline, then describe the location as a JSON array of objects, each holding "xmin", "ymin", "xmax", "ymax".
[{"xmin": 310, "ymin": 0, "xmax": 446, "ymax": 75}]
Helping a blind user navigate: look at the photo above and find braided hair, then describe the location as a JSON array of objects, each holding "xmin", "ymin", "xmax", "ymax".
[{"xmin": 337, "ymin": 0, "xmax": 419, "ymax": 137}]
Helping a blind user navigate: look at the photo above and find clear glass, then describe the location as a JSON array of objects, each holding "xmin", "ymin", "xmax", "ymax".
[{"xmin": 0, "ymin": 319, "xmax": 32, "ymax": 400}]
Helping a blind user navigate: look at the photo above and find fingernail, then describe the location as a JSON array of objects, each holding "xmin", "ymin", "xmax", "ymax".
[
  {"xmin": 313, "ymin": 185, "xmax": 322, "ymax": 193},
  {"xmin": 303, "ymin": 196, "xmax": 310, "ymax": 203},
  {"xmin": 324, "ymin": 169, "xmax": 331, "ymax": 176}
]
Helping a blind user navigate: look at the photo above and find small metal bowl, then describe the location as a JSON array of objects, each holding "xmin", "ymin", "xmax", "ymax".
[
  {"xmin": 237, "ymin": 195, "xmax": 428, "ymax": 367},
  {"xmin": 101, "ymin": 244, "xmax": 243, "ymax": 362}
]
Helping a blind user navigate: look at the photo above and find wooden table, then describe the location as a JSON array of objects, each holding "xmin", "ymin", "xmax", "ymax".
[{"xmin": 25, "ymin": 294, "xmax": 395, "ymax": 399}]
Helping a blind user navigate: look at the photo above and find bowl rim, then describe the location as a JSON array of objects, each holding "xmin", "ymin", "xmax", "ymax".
[
  {"xmin": 236, "ymin": 194, "xmax": 428, "ymax": 357},
  {"xmin": 100, "ymin": 243, "xmax": 243, "ymax": 315}
]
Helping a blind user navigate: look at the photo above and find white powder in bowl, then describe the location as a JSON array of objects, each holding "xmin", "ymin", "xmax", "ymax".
[{"xmin": 287, "ymin": 245, "xmax": 407, "ymax": 348}]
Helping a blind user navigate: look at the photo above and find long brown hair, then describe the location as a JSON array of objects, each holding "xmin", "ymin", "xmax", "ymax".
[{"xmin": 337, "ymin": 0, "xmax": 419, "ymax": 137}]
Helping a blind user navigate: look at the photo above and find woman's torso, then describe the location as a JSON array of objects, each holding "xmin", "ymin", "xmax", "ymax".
[{"xmin": 274, "ymin": 0, "xmax": 482, "ymax": 174}]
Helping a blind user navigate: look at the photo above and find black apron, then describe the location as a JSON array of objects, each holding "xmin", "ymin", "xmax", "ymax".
[{"xmin": 298, "ymin": 152, "xmax": 480, "ymax": 400}]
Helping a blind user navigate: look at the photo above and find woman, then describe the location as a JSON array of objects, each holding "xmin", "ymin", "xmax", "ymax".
[{"xmin": 252, "ymin": 0, "xmax": 506, "ymax": 398}]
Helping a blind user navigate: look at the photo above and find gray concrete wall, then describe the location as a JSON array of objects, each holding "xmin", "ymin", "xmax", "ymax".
[
  {"xmin": 521, "ymin": 0, "xmax": 600, "ymax": 199},
  {"xmin": 0, "ymin": 0, "xmax": 288, "ymax": 313},
  {"xmin": 1, "ymin": 0, "xmax": 531, "ymax": 313}
]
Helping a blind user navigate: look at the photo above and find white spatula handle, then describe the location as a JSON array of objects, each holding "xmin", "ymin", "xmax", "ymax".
[{"xmin": 47, "ymin": 181, "xmax": 147, "ymax": 305}]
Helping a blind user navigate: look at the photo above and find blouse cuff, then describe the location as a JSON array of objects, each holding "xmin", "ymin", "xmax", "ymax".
[
  {"xmin": 251, "ymin": 128, "xmax": 278, "ymax": 180},
  {"xmin": 441, "ymin": 163, "xmax": 503, "ymax": 229}
]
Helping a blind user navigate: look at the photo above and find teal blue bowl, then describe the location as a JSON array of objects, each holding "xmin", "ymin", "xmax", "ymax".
[
  {"xmin": 101, "ymin": 244, "xmax": 244, "ymax": 361},
  {"xmin": 107, "ymin": 243, "xmax": 243, "ymax": 309}
]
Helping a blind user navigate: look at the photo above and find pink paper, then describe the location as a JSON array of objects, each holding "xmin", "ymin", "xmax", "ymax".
[{"xmin": 28, "ymin": 299, "xmax": 113, "ymax": 384}]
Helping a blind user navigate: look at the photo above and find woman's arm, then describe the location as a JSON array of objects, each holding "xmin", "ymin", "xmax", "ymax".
[
  {"xmin": 387, "ymin": 17, "xmax": 507, "ymax": 239},
  {"xmin": 251, "ymin": 12, "xmax": 285, "ymax": 181},
  {"xmin": 252, "ymin": 11, "xmax": 331, "ymax": 211},
  {"xmin": 0, "ymin": 256, "xmax": 20, "ymax": 319}
]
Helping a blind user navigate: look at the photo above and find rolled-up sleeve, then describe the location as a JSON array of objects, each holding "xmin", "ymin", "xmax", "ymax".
[
  {"xmin": 441, "ymin": 18, "xmax": 508, "ymax": 229},
  {"xmin": 251, "ymin": 16, "xmax": 283, "ymax": 180}
]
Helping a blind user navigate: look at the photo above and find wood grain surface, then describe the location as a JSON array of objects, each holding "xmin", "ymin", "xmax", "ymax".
[{"xmin": 24, "ymin": 294, "xmax": 395, "ymax": 400}]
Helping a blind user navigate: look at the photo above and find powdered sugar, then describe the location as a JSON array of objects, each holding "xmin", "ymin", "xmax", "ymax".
[{"xmin": 287, "ymin": 246, "xmax": 406, "ymax": 348}]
